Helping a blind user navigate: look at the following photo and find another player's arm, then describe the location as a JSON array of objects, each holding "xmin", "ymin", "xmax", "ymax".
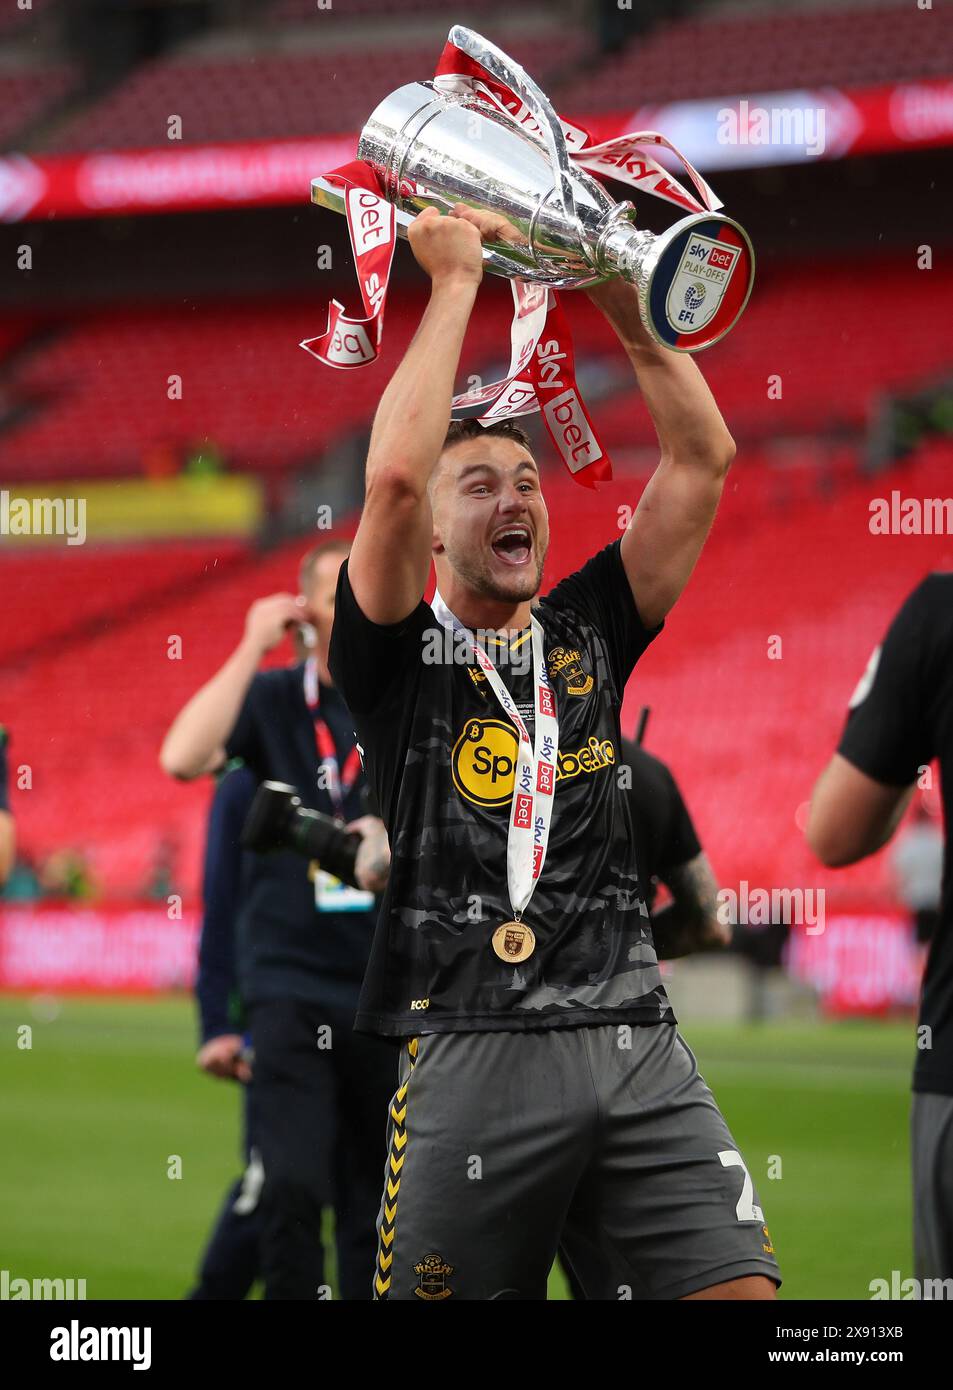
[
  {"xmin": 650, "ymin": 851, "xmax": 728, "ymax": 960},
  {"xmin": 348, "ymin": 207, "xmax": 484, "ymax": 625},
  {"xmin": 807, "ymin": 756, "xmax": 914, "ymax": 867},
  {"xmin": 160, "ymin": 593, "xmax": 305, "ymax": 780},
  {"xmin": 584, "ymin": 278, "xmax": 736, "ymax": 629},
  {"xmin": 808, "ymin": 581, "xmax": 932, "ymax": 867}
]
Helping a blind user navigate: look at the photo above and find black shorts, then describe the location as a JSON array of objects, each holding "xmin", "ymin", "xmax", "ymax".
[
  {"xmin": 374, "ymin": 1020, "xmax": 781, "ymax": 1300},
  {"xmin": 911, "ymin": 1090, "xmax": 953, "ymax": 1285}
]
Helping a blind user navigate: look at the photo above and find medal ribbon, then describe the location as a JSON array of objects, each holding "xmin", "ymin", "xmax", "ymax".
[
  {"xmin": 430, "ymin": 591, "xmax": 559, "ymax": 921},
  {"xmin": 304, "ymin": 658, "xmax": 362, "ymax": 819}
]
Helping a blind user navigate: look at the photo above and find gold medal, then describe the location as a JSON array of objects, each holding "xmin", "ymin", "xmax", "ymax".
[{"xmin": 491, "ymin": 920, "xmax": 536, "ymax": 964}]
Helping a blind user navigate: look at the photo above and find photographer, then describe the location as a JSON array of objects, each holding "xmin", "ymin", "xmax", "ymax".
[{"xmin": 161, "ymin": 539, "xmax": 396, "ymax": 1301}]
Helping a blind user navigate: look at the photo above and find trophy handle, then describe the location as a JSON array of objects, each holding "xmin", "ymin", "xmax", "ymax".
[
  {"xmin": 311, "ymin": 175, "xmax": 603, "ymax": 288},
  {"xmin": 447, "ymin": 26, "xmax": 588, "ymax": 263}
]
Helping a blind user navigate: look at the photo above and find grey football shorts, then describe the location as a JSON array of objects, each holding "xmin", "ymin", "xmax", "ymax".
[{"xmin": 373, "ymin": 1020, "xmax": 781, "ymax": 1300}]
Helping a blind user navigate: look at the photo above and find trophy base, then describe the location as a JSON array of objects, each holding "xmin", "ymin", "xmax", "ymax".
[{"xmin": 621, "ymin": 213, "xmax": 756, "ymax": 353}]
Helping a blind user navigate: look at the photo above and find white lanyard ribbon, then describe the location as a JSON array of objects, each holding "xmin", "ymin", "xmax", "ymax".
[{"xmin": 431, "ymin": 590, "xmax": 559, "ymax": 919}]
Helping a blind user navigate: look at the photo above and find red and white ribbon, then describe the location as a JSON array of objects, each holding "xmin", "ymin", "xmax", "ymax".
[
  {"xmin": 300, "ymin": 161, "xmax": 395, "ymax": 370},
  {"xmin": 433, "ymin": 39, "xmax": 722, "ymax": 218},
  {"xmin": 302, "ymin": 36, "xmax": 728, "ymax": 486},
  {"xmin": 431, "ymin": 590, "xmax": 559, "ymax": 917}
]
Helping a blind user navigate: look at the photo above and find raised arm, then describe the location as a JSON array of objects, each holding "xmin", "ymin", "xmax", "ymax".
[
  {"xmin": 586, "ymin": 278, "xmax": 736, "ymax": 630},
  {"xmin": 347, "ymin": 206, "xmax": 484, "ymax": 625},
  {"xmin": 160, "ymin": 593, "xmax": 304, "ymax": 780}
]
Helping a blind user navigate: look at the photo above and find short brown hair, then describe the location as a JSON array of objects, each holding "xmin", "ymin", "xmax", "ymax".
[
  {"xmin": 442, "ymin": 418, "xmax": 533, "ymax": 454},
  {"xmin": 298, "ymin": 536, "xmax": 351, "ymax": 593}
]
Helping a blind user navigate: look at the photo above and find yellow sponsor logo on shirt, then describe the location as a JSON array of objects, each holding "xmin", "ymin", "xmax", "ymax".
[{"xmin": 451, "ymin": 718, "xmax": 615, "ymax": 809}]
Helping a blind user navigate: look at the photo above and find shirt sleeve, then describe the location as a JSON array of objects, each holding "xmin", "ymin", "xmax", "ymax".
[
  {"xmin": 655, "ymin": 764, "xmax": 703, "ymax": 876},
  {"xmin": 224, "ymin": 675, "xmax": 265, "ymax": 773},
  {"xmin": 837, "ymin": 580, "xmax": 936, "ymax": 787},
  {"xmin": 196, "ymin": 764, "xmax": 256, "ymax": 1044},
  {"xmin": 328, "ymin": 558, "xmax": 431, "ymax": 718},
  {"xmin": 544, "ymin": 540, "xmax": 662, "ymax": 691}
]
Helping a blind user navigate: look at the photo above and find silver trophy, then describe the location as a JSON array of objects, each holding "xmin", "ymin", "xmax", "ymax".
[{"xmin": 312, "ymin": 27, "xmax": 754, "ymax": 352}]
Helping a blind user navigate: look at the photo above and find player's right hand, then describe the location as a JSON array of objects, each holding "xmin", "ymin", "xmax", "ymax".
[
  {"xmin": 244, "ymin": 593, "xmax": 307, "ymax": 655},
  {"xmin": 197, "ymin": 1033, "xmax": 252, "ymax": 1084},
  {"xmin": 408, "ymin": 205, "xmax": 484, "ymax": 287}
]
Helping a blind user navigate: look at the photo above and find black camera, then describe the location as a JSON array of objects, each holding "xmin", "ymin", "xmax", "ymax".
[{"xmin": 241, "ymin": 781, "xmax": 361, "ymax": 888}]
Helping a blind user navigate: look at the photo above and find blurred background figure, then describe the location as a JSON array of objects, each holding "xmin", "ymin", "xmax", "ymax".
[
  {"xmin": 187, "ymin": 759, "xmax": 261, "ymax": 1301},
  {"xmin": 891, "ymin": 800, "xmax": 944, "ymax": 947},
  {"xmin": 161, "ymin": 540, "xmax": 394, "ymax": 1300},
  {"xmin": 619, "ymin": 728, "xmax": 728, "ymax": 961}
]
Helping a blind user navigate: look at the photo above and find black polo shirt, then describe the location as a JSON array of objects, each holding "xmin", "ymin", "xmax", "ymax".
[
  {"xmin": 618, "ymin": 739, "xmax": 702, "ymax": 912},
  {"xmin": 225, "ymin": 663, "xmax": 378, "ymax": 1010}
]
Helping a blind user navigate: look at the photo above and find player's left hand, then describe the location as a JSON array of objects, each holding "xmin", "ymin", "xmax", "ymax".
[
  {"xmin": 197, "ymin": 1033, "xmax": 252, "ymax": 1084},
  {"xmin": 348, "ymin": 815, "xmax": 391, "ymax": 893}
]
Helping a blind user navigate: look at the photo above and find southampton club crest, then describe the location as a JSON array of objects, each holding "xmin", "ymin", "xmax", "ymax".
[
  {"xmin": 547, "ymin": 645, "xmax": 593, "ymax": 697},
  {"xmin": 414, "ymin": 1253, "xmax": 454, "ymax": 1300}
]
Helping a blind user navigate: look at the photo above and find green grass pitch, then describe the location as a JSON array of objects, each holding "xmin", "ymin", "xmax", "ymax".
[{"xmin": 0, "ymin": 994, "xmax": 915, "ymax": 1300}]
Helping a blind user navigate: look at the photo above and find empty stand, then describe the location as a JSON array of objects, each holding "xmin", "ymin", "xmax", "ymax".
[
  {"xmin": 551, "ymin": 2, "xmax": 951, "ymax": 111},
  {"xmin": 47, "ymin": 33, "xmax": 585, "ymax": 151},
  {"xmin": 0, "ymin": 67, "xmax": 75, "ymax": 148},
  {"xmin": 3, "ymin": 256, "xmax": 949, "ymax": 477}
]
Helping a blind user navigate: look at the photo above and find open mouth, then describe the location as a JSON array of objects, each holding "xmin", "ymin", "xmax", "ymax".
[{"xmin": 490, "ymin": 524, "xmax": 532, "ymax": 567}]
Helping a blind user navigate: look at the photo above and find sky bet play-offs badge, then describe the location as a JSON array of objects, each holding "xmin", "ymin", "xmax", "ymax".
[
  {"xmin": 451, "ymin": 718, "xmax": 616, "ymax": 808},
  {"xmin": 665, "ymin": 233, "xmax": 740, "ymax": 336},
  {"xmin": 644, "ymin": 216, "xmax": 753, "ymax": 351}
]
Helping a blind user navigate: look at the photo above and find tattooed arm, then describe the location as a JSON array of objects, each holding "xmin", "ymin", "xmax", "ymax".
[{"xmin": 649, "ymin": 851, "xmax": 729, "ymax": 961}]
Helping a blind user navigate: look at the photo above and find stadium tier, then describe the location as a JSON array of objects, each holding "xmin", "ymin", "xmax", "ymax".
[
  {"xmin": 4, "ymin": 1, "xmax": 946, "ymax": 154},
  {"xmin": 0, "ymin": 66, "xmax": 75, "ymax": 147},
  {"xmin": 41, "ymin": 33, "xmax": 585, "ymax": 152},
  {"xmin": 2, "ymin": 255, "xmax": 949, "ymax": 476},
  {"xmin": 0, "ymin": 537, "xmax": 251, "ymax": 667},
  {"xmin": 551, "ymin": 1, "xmax": 949, "ymax": 110}
]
